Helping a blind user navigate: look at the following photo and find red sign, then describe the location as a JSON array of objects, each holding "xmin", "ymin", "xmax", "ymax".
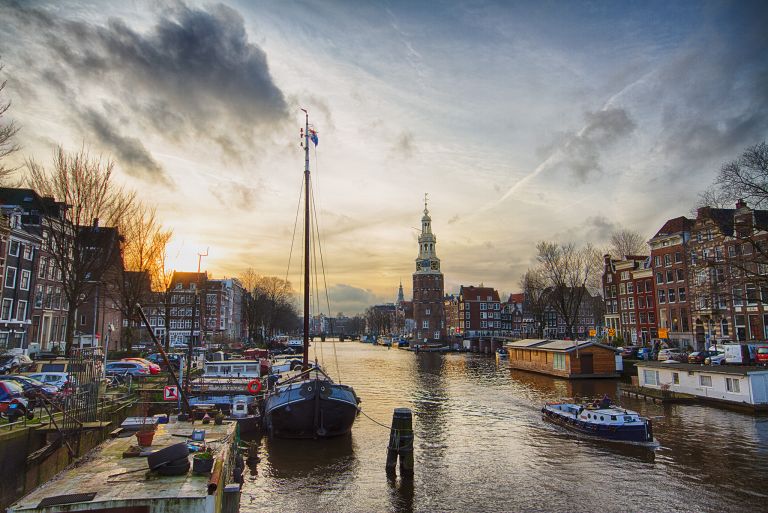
[{"xmin": 163, "ymin": 385, "xmax": 178, "ymax": 401}]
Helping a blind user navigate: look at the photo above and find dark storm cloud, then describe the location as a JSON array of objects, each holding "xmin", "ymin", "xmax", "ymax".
[
  {"xmin": 1, "ymin": 1, "xmax": 288, "ymax": 181},
  {"xmin": 552, "ymin": 107, "xmax": 636, "ymax": 183},
  {"xmin": 80, "ymin": 107, "xmax": 171, "ymax": 185},
  {"xmin": 583, "ymin": 215, "xmax": 619, "ymax": 242}
]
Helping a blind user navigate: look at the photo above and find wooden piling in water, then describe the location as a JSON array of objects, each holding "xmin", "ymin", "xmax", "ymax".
[{"xmin": 386, "ymin": 408, "xmax": 414, "ymax": 478}]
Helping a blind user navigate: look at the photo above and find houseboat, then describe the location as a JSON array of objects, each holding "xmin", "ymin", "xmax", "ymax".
[
  {"xmin": 542, "ymin": 399, "xmax": 655, "ymax": 444},
  {"xmin": 505, "ymin": 339, "xmax": 621, "ymax": 379},
  {"xmin": 8, "ymin": 417, "xmax": 242, "ymax": 513},
  {"xmin": 635, "ymin": 361, "xmax": 768, "ymax": 412}
]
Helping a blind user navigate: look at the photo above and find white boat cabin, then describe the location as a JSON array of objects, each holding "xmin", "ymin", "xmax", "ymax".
[
  {"xmin": 546, "ymin": 403, "xmax": 643, "ymax": 426},
  {"xmin": 204, "ymin": 359, "xmax": 261, "ymax": 377}
]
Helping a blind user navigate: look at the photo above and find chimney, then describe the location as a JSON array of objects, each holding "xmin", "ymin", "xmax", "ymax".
[{"xmin": 93, "ymin": 218, "xmax": 99, "ymax": 228}]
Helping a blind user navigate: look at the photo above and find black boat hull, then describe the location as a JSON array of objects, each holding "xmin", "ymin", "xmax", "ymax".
[{"xmin": 264, "ymin": 379, "xmax": 359, "ymax": 439}]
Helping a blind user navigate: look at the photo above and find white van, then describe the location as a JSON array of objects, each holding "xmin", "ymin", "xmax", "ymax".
[{"xmin": 723, "ymin": 343, "xmax": 758, "ymax": 364}]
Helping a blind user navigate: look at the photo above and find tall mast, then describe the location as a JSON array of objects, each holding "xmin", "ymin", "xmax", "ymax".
[{"xmin": 302, "ymin": 109, "xmax": 310, "ymax": 369}]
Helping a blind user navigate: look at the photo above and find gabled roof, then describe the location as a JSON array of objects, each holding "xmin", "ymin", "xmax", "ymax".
[
  {"xmin": 460, "ymin": 285, "xmax": 500, "ymax": 302},
  {"xmin": 651, "ymin": 216, "xmax": 694, "ymax": 239},
  {"xmin": 507, "ymin": 293, "xmax": 524, "ymax": 304}
]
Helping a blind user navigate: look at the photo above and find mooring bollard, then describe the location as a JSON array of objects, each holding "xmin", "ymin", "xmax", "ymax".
[{"xmin": 386, "ymin": 408, "xmax": 414, "ymax": 478}]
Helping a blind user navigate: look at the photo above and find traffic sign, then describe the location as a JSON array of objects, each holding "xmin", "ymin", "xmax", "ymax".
[
  {"xmin": 163, "ymin": 385, "xmax": 179, "ymax": 401},
  {"xmin": 607, "ymin": 328, "xmax": 616, "ymax": 337},
  {"xmin": 588, "ymin": 329, "xmax": 597, "ymax": 337}
]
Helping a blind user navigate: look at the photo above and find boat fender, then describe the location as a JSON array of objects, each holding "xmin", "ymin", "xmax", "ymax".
[{"xmin": 247, "ymin": 379, "xmax": 262, "ymax": 395}]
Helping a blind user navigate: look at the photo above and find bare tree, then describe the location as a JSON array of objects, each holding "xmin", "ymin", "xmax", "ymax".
[
  {"xmin": 154, "ymin": 243, "xmax": 180, "ymax": 352},
  {"xmin": 535, "ymin": 241, "xmax": 601, "ymax": 339},
  {"xmin": 239, "ymin": 268, "xmax": 260, "ymax": 344},
  {"xmin": 239, "ymin": 273, "xmax": 298, "ymax": 342},
  {"xmin": 26, "ymin": 146, "xmax": 136, "ymax": 355},
  {"xmin": 113, "ymin": 204, "xmax": 171, "ymax": 351},
  {"xmin": 713, "ymin": 141, "xmax": 768, "ymax": 208},
  {"xmin": 608, "ymin": 229, "xmax": 648, "ymax": 258},
  {"xmin": 519, "ymin": 269, "xmax": 549, "ymax": 338},
  {"xmin": 0, "ymin": 62, "xmax": 20, "ymax": 183}
]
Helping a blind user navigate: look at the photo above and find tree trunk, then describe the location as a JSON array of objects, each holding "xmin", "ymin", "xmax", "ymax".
[{"xmin": 65, "ymin": 306, "xmax": 77, "ymax": 357}]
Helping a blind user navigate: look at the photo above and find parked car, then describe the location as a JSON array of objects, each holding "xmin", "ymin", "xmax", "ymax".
[
  {"xmin": 0, "ymin": 380, "xmax": 33, "ymax": 422},
  {"xmin": 105, "ymin": 361, "xmax": 149, "ymax": 378},
  {"xmin": 121, "ymin": 358, "xmax": 160, "ymax": 375},
  {"xmin": 147, "ymin": 353, "xmax": 184, "ymax": 370},
  {"xmin": 636, "ymin": 347, "xmax": 654, "ymax": 360},
  {"xmin": 705, "ymin": 351, "xmax": 727, "ymax": 365},
  {"xmin": 620, "ymin": 346, "xmax": 639, "ymax": 358},
  {"xmin": 27, "ymin": 372, "xmax": 76, "ymax": 391},
  {"xmin": 688, "ymin": 351, "xmax": 718, "ymax": 364},
  {"xmin": 0, "ymin": 375, "xmax": 59, "ymax": 404},
  {"xmin": 756, "ymin": 345, "xmax": 768, "ymax": 366},
  {"xmin": 657, "ymin": 348, "xmax": 682, "ymax": 361}
]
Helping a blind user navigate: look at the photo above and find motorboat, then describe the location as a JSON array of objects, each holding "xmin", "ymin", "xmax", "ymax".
[{"xmin": 541, "ymin": 398, "xmax": 655, "ymax": 444}]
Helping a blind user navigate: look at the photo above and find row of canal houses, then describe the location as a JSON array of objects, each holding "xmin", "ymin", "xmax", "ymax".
[
  {"xmin": 0, "ymin": 187, "xmax": 247, "ymax": 355},
  {"xmin": 605, "ymin": 199, "xmax": 768, "ymax": 351}
]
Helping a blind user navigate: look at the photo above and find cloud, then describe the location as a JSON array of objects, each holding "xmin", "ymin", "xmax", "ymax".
[
  {"xmin": 327, "ymin": 284, "xmax": 390, "ymax": 315},
  {"xmin": 1, "ymin": 1, "xmax": 288, "ymax": 180},
  {"xmin": 393, "ymin": 130, "xmax": 415, "ymax": 158},
  {"xmin": 210, "ymin": 182, "xmax": 259, "ymax": 210},
  {"xmin": 551, "ymin": 107, "xmax": 636, "ymax": 183},
  {"xmin": 80, "ymin": 107, "xmax": 171, "ymax": 185}
]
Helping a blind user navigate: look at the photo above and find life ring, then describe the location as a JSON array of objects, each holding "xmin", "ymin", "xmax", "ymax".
[{"xmin": 247, "ymin": 379, "xmax": 262, "ymax": 394}]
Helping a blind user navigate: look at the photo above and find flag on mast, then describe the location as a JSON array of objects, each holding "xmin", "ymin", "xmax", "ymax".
[{"xmin": 309, "ymin": 128, "xmax": 319, "ymax": 146}]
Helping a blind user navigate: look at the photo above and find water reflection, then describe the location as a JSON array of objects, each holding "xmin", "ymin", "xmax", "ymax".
[{"xmin": 242, "ymin": 343, "xmax": 768, "ymax": 513}]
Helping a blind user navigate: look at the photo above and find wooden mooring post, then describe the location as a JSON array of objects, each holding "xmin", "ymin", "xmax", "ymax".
[{"xmin": 386, "ymin": 408, "xmax": 414, "ymax": 478}]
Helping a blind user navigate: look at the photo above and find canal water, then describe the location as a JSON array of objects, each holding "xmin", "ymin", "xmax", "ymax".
[{"xmin": 242, "ymin": 342, "xmax": 768, "ymax": 513}]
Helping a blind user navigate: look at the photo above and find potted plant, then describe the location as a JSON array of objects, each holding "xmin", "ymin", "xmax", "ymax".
[
  {"xmin": 192, "ymin": 449, "xmax": 214, "ymax": 474},
  {"xmin": 214, "ymin": 410, "xmax": 224, "ymax": 425},
  {"xmin": 135, "ymin": 423, "xmax": 156, "ymax": 446}
]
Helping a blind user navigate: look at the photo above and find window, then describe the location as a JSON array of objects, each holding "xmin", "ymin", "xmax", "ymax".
[
  {"xmin": 664, "ymin": 254, "xmax": 671, "ymax": 266},
  {"xmin": 629, "ymin": 312, "xmax": 636, "ymax": 323},
  {"xmin": 638, "ymin": 296, "xmax": 646, "ymax": 309},
  {"xmin": 726, "ymin": 378, "xmax": 740, "ymax": 393},
  {"xmin": 747, "ymin": 284, "xmax": 758, "ymax": 305},
  {"xmin": 1, "ymin": 299, "xmax": 12, "ymax": 320},
  {"xmin": 480, "ymin": 303, "xmax": 487, "ymax": 310},
  {"xmin": 38, "ymin": 256, "xmax": 47, "ymax": 279},
  {"xmin": 690, "ymin": 250, "xmax": 697, "ymax": 265},
  {"xmin": 676, "ymin": 269, "xmax": 685, "ymax": 282},
  {"xmin": 620, "ymin": 283, "xmax": 626, "ymax": 295},
  {"xmin": 722, "ymin": 319, "xmax": 730, "ymax": 337},
  {"xmin": 639, "ymin": 312, "xmax": 647, "ymax": 323},
  {"xmin": 20, "ymin": 270, "xmax": 30, "ymax": 290},
  {"xmin": 649, "ymin": 312, "xmax": 656, "ymax": 324},
  {"xmin": 715, "ymin": 247, "xmax": 724, "ymax": 261},
  {"xmin": 675, "ymin": 252, "xmax": 682, "ymax": 263},
  {"xmin": 465, "ymin": 311, "xmax": 470, "ymax": 319},
  {"xmin": 480, "ymin": 321, "xmax": 487, "ymax": 328},
  {"xmin": 4, "ymin": 267, "xmax": 16, "ymax": 288},
  {"xmin": 735, "ymin": 315, "xmax": 746, "ymax": 341},
  {"xmin": 621, "ymin": 271, "xmax": 630, "ymax": 281},
  {"xmin": 425, "ymin": 308, "xmax": 431, "ymax": 316},
  {"xmin": 733, "ymin": 287, "xmax": 743, "ymax": 306},
  {"xmin": 672, "ymin": 372, "xmax": 679, "ymax": 384},
  {"xmin": 627, "ymin": 282, "xmax": 634, "ymax": 294},
  {"xmin": 422, "ymin": 320, "xmax": 429, "ymax": 329},
  {"xmin": 643, "ymin": 369, "xmax": 660, "ymax": 386},
  {"xmin": 696, "ymin": 232, "xmax": 702, "ymax": 243},
  {"xmin": 34, "ymin": 285, "xmax": 43, "ymax": 308},
  {"xmin": 654, "ymin": 256, "xmax": 661, "ymax": 267},
  {"xmin": 628, "ymin": 297, "xmax": 635, "ymax": 309},
  {"xmin": 553, "ymin": 353, "xmax": 566, "ymax": 370},
  {"xmin": 636, "ymin": 281, "xmax": 644, "ymax": 293},
  {"xmin": 8, "ymin": 240, "xmax": 19, "ymax": 257},
  {"xmin": 658, "ymin": 289, "xmax": 666, "ymax": 304},
  {"xmin": 666, "ymin": 270, "xmax": 674, "ymax": 283},
  {"xmin": 606, "ymin": 274, "xmax": 613, "ymax": 283},
  {"xmin": 16, "ymin": 300, "xmax": 27, "ymax": 321},
  {"xmin": 728, "ymin": 245, "xmax": 736, "ymax": 258},
  {"xmin": 699, "ymin": 375, "xmax": 712, "ymax": 387},
  {"xmin": 678, "ymin": 288, "xmax": 686, "ymax": 302},
  {"xmin": 465, "ymin": 321, "xmax": 470, "ymax": 328},
  {"xmin": 656, "ymin": 272, "xmax": 663, "ymax": 284},
  {"xmin": 23, "ymin": 245, "xmax": 33, "ymax": 260}
]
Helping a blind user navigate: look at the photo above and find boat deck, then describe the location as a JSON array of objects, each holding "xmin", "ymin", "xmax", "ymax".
[{"xmin": 9, "ymin": 419, "xmax": 237, "ymax": 513}]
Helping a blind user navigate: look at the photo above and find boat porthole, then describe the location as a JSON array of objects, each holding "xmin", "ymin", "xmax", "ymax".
[
  {"xmin": 600, "ymin": 416, "xmax": 604, "ymax": 421},
  {"xmin": 587, "ymin": 414, "xmax": 591, "ymax": 419},
  {"xmin": 307, "ymin": 386, "xmax": 313, "ymax": 392}
]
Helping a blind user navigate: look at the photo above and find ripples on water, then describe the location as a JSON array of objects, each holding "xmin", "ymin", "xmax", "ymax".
[{"xmin": 242, "ymin": 342, "xmax": 768, "ymax": 513}]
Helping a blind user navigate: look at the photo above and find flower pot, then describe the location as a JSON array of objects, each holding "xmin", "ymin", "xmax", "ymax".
[
  {"xmin": 136, "ymin": 429, "xmax": 155, "ymax": 447},
  {"xmin": 192, "ymin": 455, "xmax": 214, "ymax": 474}
]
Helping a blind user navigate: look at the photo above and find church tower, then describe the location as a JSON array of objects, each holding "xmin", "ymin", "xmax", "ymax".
[{"xmin": 412, "ymin": 194, "xmax": 445, "ymax": 342}]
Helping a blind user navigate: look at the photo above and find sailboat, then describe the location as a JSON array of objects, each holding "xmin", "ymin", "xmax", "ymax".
[{"xmin": 262, "ymin": 110, "xmax": 360, "ymax": 439}]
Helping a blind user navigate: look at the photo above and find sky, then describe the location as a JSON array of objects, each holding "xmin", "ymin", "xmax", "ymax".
[{"xmin": 0, "ymin": 0, "xmax": 766, "ymax": 315}]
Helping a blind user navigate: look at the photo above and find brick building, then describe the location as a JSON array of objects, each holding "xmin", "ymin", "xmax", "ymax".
[
  {"xmin": 649, "ymin": 216, "xmax": 694, "ymax": 349},
  {"xmin": 412, "ymin": 198, "xmax": 445, "ymax": 342},
  {"xmin": 458, "ymin": 285, "xmax": 501, "ymax": 337}
]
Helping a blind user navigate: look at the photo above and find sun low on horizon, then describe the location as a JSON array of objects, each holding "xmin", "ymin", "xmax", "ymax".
[{"xmin": 0, "ymin": 0, "xmax": 765, "ymax": 315}]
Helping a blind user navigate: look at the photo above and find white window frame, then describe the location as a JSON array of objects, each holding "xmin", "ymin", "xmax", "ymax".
[
  {"xmin": 20, "ymin": 270, "xmax": 31, "ymax": 291},
  {"xmin": 16, "ymin": 300, "xmax": 27, "ymax": 321},
  {"xmin": 0, "ymin": 298, "xmax": 12, "ymax": 321},
  {"xmin": 725, "ymin": 377, "xmax": 740, "ymax": 393},
  {"xmin": 23, "ymin": 244, "xmax": 33, "ymax": 260},
  {"xmin": 4, "ymin": 267, "xmax": 17, "ymax": 288},
  {"xmin": 699, "ymin": 375, "xmax": 712, "ymax": 387},
  {"xmin": 8, "ymin": 240, "xmax": 19, "ymax": 257}
]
